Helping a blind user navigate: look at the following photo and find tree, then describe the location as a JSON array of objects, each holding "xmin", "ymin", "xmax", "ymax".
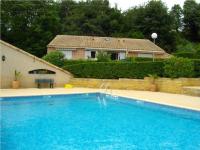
[
  {"xmin": 164, "ymin": 57, "xmax": 194, "ymax": 78},
  {"xmin": 1, "ymin": 0, "xmax": 199, "ymax": 57},
  {"xmin": 170, "ymin": 4, "xmax": 183, "ymax": 32},
  {"xmin": 58, "ymin": 0, "xmax": 123, "ymax": 37},
  {"xmin": 183, "ymin": 0, "xmax": 200, "ymax": 42},
  {"xmin": 122, "ymin": 7, "xmax": 146, "ymax": 38},
  {"xmin": 1, "ymin": 0, "xmax": 61, "ymax": 57},
  {"xmin": 96, "ymin": 51, "xmax": 111, "ymax": 62},
  {"xmin": 124, "ymin": 1, "xmax": 176, "ymax": 53},
  {"xmin": 43, "ymin": 51, "xmax": 65, "ymax": 67}
]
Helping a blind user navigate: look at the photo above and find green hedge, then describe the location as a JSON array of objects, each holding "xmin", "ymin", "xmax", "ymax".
[
  {"xmin": 164, "ymin": 57, "xmax": 194, "ymax": 78},
  {"xmin": 124, "ymin": 57, "xmax": 164, "ymax": 62},
  {"xmin": 135, "ymin": 57, "xmax": 164, "ymax": 62},
  {"xmin": 64, "ymin": 60, "xmax": 95, "ymax": 66},
  {"xmin": 193, "ymin": 59, "xmax": 200, "ymax": 77},
  {"xmin": 62, "ymin": 58, "xmax": 199, "ymax": 79},
  {"xmin": 63, "ymin": 61, "xmax": 164, "ymax": 79},
  {"xmin": 173, "ymin": 52, "xmax": 197, "ymax": 59},
  {"xmin": 43, "ymin": 51, "xmax": 65, "ymax": 67}
]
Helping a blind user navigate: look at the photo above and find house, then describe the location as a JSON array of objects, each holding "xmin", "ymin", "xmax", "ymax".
[
  {"xmin": 0, "ymin": 40, "xmax": 72, "ymax": 88},
  {"xmin": 47, "ymin": 35, "xmax": 169, "ymax": 60}
]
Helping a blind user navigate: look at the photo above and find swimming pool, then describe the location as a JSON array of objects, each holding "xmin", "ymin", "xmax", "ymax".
[{"xmin": 1, "ymin": 93, "xmax": 200, "ymax": 150}]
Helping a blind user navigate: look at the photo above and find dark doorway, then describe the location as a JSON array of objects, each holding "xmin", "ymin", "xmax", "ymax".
[
  {"xmin": 110, "ymin": 52, "xmax": 118, "ymax": 60},
  {"xmin": 91, "ymin": 51, "xmax": 96, "ymax": 58}
]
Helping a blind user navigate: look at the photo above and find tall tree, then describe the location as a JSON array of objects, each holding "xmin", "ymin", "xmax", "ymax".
[
  {"xmin": 183, "ymin": 0, "xmax": 200, "ymax": 42},
  {"xmin": 1, "ymin": 0, "xmax": 61, "ymax": 57},
  {"xmin": 124, "ymin": 0, "xmax": 176, "ymax": 52},
  {"xmin": 123, "ymin": 7, "xmax": 145, "ymax": 38},
  {"xmin": 170, "ymin": 4, "xmax": 183, "ymax": 32},
  {"xmin": 58, "ymin": 0, "xmax": 123, "ymax": 37},
  {"xmin": 1, "ymin": 0, "xmax": 199, "ymax": 57}
]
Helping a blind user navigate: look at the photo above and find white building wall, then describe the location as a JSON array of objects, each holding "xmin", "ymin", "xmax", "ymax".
[
  {"xmin": 0, "ymin": 41, "xmax": 73, "ymax": 89},
  {"xmin": 118, "ymin": 52, "xmax": 126, "ymax": 60},
  {"xmin": 62, "ymin": 50, "xmax": 72, "ymax": 59},
  {"xmin": 0, "ymin": 46, "xmax": 2, "ymax": 88}
]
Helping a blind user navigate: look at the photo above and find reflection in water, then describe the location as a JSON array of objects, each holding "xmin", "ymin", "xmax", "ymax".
[{"xmin": 97, "ymin": 94, "xmax": 107, "ymax": 107}]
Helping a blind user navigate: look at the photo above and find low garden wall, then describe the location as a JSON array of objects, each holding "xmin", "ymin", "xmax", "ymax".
[{"xmin": 69, "ymin": 78, "xmax": 200, "ymax": 94}]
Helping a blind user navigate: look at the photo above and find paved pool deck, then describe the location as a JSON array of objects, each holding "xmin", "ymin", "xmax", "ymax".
[{"xmin": 0, "ymin": 88, "xmax": 200, "ymax": 111}]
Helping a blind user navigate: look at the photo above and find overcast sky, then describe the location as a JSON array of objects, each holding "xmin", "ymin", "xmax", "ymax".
[
  {"xmin": 76, "ymin": 0, "xmax": 200, "ymax": 11},
  {"xmin": 109, "ymin": 0, "xmax": 186, "ymax": 10}
]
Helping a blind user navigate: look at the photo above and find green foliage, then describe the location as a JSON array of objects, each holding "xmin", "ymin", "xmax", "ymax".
[
  {"xmin": 128, "ymin": 31, "xmax": 144, "ymax": 39},
  {"xmin": 1, "ymin": 0, "xmax": 61, "ymax": 57},
  {"xmin": 183, "ymin": 0, "xmax": 200, "ymax": 42},
  {"xmin": 64, "ymin": 59, "xmax": 95, "ymax": 66},
  {"xmin": 96, "ymin": 51, "xmax": 111, "ymax": 62},
  {"xmin": 164, "ymin": 57, "xmax": 194, "ymax": 78},
  {"xmin": 123, "ymin": 0, "xmax": 176, "ymax": 53},
  {"xmin": 174, "ymin": 41, "xmax": 200, "ymax": 59},
  {"xmin": 176, "ymin": 41, "xmax": 200, "ymax": 53},
  {"xmin": 1, "ymin": 0, "xmax": 199, "ymax": 57},
  {"xmin": 148, "ymin": 74, "xmax": 159, "ymax": 84},
  {"xmin": 124, "ymin": 57, "xmax": 164, "ymax": 62},
  {"xmin": 124, "ymin": 57, "xmax": 136, "ymax": 62},
  {"xmin": 174, "ymin": 52, "xmax": 196, "ymax": 59},
  {"xmin": 170, "ymin": 4, "xmax": 183, "ymax": 32},
  {"xmin": 58, "ymin": 0, "xmax": 122, "ymax": 37},
  {"xmin": 43, "ymin": 51, "xmax": 65, "ymax": 67},
  {"xmin": 63, "ymin": 61, "xmax": 164, "ymax": 79},
  {"xmin": 62, "ymin": 58, "xmax": 199, "ymax": 79},
  {"xmin": 14, "ymin": 70, "xmax": 21, "ymax": 81},
  {"xmin": 193, "ymin": 59, "xmax": 200, "ymax": 77}
]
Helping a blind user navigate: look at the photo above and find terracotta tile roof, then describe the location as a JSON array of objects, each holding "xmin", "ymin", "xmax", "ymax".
[{"xmin": 48, "ymin": 35, "xmax": 166, "ymax": 53}]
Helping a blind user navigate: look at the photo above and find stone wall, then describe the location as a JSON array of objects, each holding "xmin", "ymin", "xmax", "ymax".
[{"xmin": 69, "ymin": 78, "xmax": 200, "ymax": 94}]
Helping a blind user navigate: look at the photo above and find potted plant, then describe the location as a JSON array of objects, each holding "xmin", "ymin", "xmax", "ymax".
[
  {"xmin": 12, "ymin": 70, "xmax": 21, "ymax": 89},
  {"xmin": 148, "ymin": 74, "xmax": 158, "ymax": 92}
]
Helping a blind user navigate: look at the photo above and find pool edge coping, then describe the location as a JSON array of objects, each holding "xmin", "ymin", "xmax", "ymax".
[{"xmin": 1, "ymin": 91, "xmax": 200, "ymax": 112}]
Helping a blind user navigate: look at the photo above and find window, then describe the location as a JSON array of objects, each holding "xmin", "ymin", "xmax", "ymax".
[
  {"xmin": 57, "ymin": 48, "xmax": 74, "ymax": 59},
  {"xmin": 62, "ymin": 51, "xmax": 72, "ymax": 59},
  {"xmin": 110, "ymin": 52, "xmax": 118, "ymax": 60},
  {"xmin": 29, "ymin": 69, "xmax": 55, "ymax": 74},
  {"xmin": 138, "ymin": 53, "xmax": 153, "ymax": 58},
  {"xmin": 85, "ymin": 51, "xmax": 91, "ymax": 59},
  {"xmin": 91, "ymin": 51, "xmax": 96, "ymax": 58},
  {"xmin": 118, "ymin": 52, "xmax": 126, "ymax": 60}
]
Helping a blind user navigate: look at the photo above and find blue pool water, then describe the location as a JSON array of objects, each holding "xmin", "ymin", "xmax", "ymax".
[{"xmin": 1, "ymin": 93, "xmax": 200, "ymax": 150}]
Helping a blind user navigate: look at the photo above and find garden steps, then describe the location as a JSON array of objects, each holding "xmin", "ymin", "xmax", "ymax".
[{"xmin": 182, "ymin": 86, "xmax": 200, "ymax": 97}]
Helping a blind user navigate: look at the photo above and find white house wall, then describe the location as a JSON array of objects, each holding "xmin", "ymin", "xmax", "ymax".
[{"xmin": 0, "ymin": 41, "xmax": 72, "ymax": 89}]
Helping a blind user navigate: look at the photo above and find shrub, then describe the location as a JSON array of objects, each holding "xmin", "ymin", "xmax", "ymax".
[
  {"xmin": 96, "ymin": 51, "xmax": 111, "ymax": 62},
  {"xmin": 135, "ymin": 57, "xmax": 164, "ymax": 62},
  {"xmin": 63, "ymin": 61, "xmax": 164, "ymax": 79},
  {"xmin": 192, "ymin": 59, "xmax": 200, "ymax": 77},
  {"xmin": 148, "ymin": 74, "xmax": 159, "ymax": 84},
  {"xmin": 124, "ymin": 57, "xmax": 136, "ymax": 62},
  {"xmin": 175, "ymin": 41, "xmax": 200, "ymax": 59},
  {"xmin": 64, "ymin": 59, "xmax": 95, "ymax": 66},
  {"xmin": 43, "ymin": 51, "xmax": 65, "ymax": 67},
  {"xmin": 14, "ymin": 70, "xmax": 21, "ymax": 81},
  {"xmin": 135, "ymin": 57, "xmax": 154, "ymax": 62},
  {"xmin": 164, "ymin": 57, "xmax": 194, "ymax": 78},
  {"xmin": 173, "ymin": 52, "xmax": 196, "ymax": 59},
  {"xmin": 124, "ymin": 57, "xmax": 164, "ymax": 62}
]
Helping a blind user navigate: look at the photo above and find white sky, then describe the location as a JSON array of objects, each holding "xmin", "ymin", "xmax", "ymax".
[
  {"xmin": 109, "ymin": 0, "xmax": 186, "ymax": 10},
  {"xmin": 76, "ymin": 0, "xmax": 200, "ymax": 11}
]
